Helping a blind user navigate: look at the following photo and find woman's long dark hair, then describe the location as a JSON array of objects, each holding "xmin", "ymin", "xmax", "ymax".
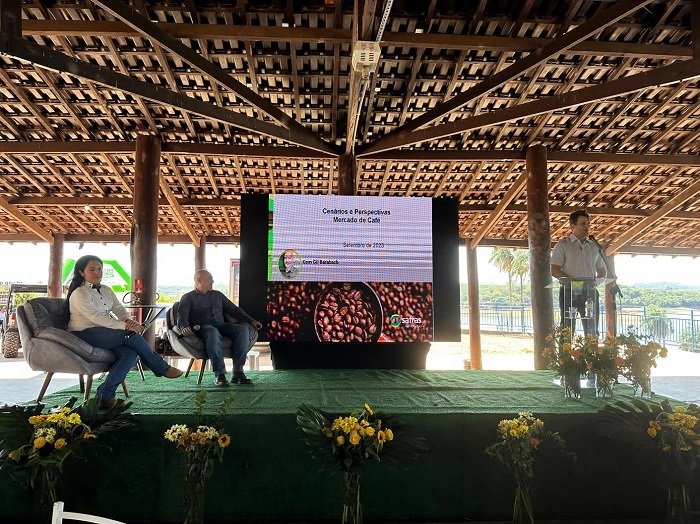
[{"xmin": 66, "ymin": 255, "xmax": 103, "ymax": 300}]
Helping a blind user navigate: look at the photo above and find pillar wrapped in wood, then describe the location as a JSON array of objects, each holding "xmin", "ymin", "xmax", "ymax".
[
  {"xmin": 48, "ymin": 233, "xmax": 64, "ymax": 297},
  {"xmin": 526, "ymin": 145, "xmax": 554, "ymax": 370},
  {"xmin": 465, "ymin": 239, "xmax": 482, "ymax": 370},
  {"xmin": 132, "ymin": 135, "xmax": 161, "ymax": 349},
  {"xmin": 195, "ymin": 235, "xmax": 207, "ymax": 271}
]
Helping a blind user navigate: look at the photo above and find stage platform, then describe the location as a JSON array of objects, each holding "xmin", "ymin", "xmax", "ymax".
[{"xmin": 1, "ymin": 369, "xmax": 697, "ymax": 523}]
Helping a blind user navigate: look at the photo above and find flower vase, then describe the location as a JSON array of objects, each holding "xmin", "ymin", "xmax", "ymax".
[
  {"xmin": 512, "ymin": 475, "xmax": 534, "ymax": 524},
  {"xmin": 563, "ymin": 373, "xmax": 581, "ymax": 399},
  {"xmin": 633, "ymin": 376, "xmax": 652, "ymax": 398},
  {"xmin": 666, "ymin": 484, "xmax": 691, "ymax": 523},
  {"xmin": 184, "ymin": 469, "xmax": 206, "ymax": 524},
  {"xmin": 594, "ymin": 372, "xmax": 615, "ymax": 398},
  {"xmin": 342, "ymin": 471, "xmax": 362, "ymax": 524},
  {"xmin": 37, "ymin": 466, "xmax": 61, "ymax": 517}
]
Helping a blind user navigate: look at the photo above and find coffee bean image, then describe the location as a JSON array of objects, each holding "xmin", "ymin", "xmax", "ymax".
[
  {"xmin": 314, "ymin": 282, "xmax": 381, "ymax": 342},
  {"xmin": 267, "ymin": 282, "xmax": 323, "ymax": 341},
  {"xmin": 370, "ymin": 282, "xmax": 433, "ymax": 342}
]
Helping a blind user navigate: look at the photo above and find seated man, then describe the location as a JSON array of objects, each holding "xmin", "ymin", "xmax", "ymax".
[{"xmin": 177, "ymin": 269, "xmax": 262, "ymax": 386}]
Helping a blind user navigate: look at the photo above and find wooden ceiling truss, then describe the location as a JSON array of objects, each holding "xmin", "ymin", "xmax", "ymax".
[{"xmin": 0, "ymin": 0, "xmax": 697, "ymax": 257}]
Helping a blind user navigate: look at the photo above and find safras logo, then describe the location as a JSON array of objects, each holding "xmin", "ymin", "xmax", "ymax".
[{"xmin": 389, "ymin": 313, "xmax": 422, "ymax": 327}]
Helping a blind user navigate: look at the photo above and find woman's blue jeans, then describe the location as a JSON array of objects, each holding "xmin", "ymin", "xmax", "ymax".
[{"xmin": 73, "ymin": 327, "xmax": 170, "ymax": 402}]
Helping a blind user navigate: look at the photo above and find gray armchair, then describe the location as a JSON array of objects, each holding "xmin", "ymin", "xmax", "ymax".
[
  {"xmin": 16, "ymin": 297, "xmax": 129, "ymax": 402},
  {"xmin": 166, "ymin": 301, "xmax": 258, "ymax": 384}
]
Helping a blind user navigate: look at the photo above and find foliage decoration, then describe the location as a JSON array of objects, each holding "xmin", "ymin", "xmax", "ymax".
[{"xmin": 296, "ymin": 403, "xmax": 426, "ymax": 524}]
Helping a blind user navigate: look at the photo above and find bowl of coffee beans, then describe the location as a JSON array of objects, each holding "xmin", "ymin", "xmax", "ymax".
[{"xmin": 314, "ymin": 282, "xmax": 382, "ymax": 343}]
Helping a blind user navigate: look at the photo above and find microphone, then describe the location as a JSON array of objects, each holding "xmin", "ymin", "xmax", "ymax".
[{"xmin": 588, "ymin": 235, "xmax": 602, "ymax": 247}]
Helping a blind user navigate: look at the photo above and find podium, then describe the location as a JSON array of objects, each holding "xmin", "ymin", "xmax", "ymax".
[{"xmin": 549, "ymin": 277, "xmax": 614, "ymax": 336}]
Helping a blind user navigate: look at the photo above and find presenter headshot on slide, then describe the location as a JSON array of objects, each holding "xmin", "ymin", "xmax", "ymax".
[
  {"xmin": 550, "ymin": 209, "xmax": 606, "ymax": 336},
  {"xmin": 278, "ymin": 249, "xmax": 300, "ymax": 278}
]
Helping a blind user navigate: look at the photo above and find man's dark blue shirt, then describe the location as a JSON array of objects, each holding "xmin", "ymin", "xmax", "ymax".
[{"xmin": 177, "ymin": 289, "xmax": 254, "ymax": 329}]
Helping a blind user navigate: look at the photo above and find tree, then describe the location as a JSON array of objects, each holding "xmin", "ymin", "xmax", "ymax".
[
  {"xmin": 489, "ymin": 248, "xmax": 515, "ymax": 305},
  {"xmin": 512, "ymin": 250, "xmax": 530, "ymax": 305},
  {"xmin": 645, "ymin": 305, "xmax": 673, "ymax": 343},
  {"xmin": 489, "ymin": 248, "xmax": 516, "ymax": 326}
]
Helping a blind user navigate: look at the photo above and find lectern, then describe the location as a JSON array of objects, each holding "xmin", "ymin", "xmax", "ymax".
[{"xmin": 552, "ymin": 277, "xmax": 613, "ymax": 336}]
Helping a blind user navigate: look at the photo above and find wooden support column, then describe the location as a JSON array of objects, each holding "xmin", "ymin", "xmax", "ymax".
[
  {"xmin": 338, "ymin": 154, "xmax": 356, "ymax": 196},
  {"xmin": 48, "ymin": 233, "xmax": 64, "ymax": 297},
  {"xmin": 132, "ymin": 134, "xmax": 160, "ymax": 349},
  {"xmin": 526, "ymin": 145, "xmax": 554, "ymax": 370},
  {"xmin": 195, "ymin": 235, "xmax": 206, "ymax": 271},
  {"xmin": 465, "ymin": 239, "xmax": 482, "ymax": 370},
  {"xmin": 605, "ymin": 255, "xmax": 618, "ymax": 337}
]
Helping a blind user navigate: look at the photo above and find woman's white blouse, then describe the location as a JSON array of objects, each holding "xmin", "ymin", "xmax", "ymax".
[{"xmin": 67, "ymin": 284, "xmax": 131, "ymax": 332}]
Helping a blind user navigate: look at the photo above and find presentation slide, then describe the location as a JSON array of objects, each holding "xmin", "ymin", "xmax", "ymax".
[{"xmin": 266, "ymin": 195, "xmax": 434, "ymax": 343}]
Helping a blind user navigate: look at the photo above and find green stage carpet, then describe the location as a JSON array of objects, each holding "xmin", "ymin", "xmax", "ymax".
[
  {"xmin": 0, "ymin": 370, "xmax": 694, "ymax": 523},
  {"xmin": 30, "ymin": 369, "xmax": 652, "ymax": 415}
]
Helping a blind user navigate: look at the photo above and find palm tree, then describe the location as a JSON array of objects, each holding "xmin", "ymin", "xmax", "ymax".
[
  {"xmin": 512, "ymin": 250, "xmax": 530, "ymax": 305},
  {"xmin": 489, "ymin": 248, "xmax": 515, "ymax": 326}
]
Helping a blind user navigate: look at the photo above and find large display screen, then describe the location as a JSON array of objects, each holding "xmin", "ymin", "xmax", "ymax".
[
  {"xmin": 239, "ymin": 194, "xmax": 461, "ymax": 345},
  {"xmin": 266, "ymin": 195, "xmax": 434, "ymax": 343}
]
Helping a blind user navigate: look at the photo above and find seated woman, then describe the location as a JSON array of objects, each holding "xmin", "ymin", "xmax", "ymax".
[{"xmin": 67, "ymin": 254, "xmax": 182, "ymax": 408}]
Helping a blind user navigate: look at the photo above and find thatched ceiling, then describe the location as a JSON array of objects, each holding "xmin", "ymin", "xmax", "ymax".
[{"xmin": 1, "ymin": 0, "xmax": 700, "ymax": 256}]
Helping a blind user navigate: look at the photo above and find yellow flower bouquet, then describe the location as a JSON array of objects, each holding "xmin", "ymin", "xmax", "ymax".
[
  {"xmin": 581, "ymin": 335, "xmax": 625, "ymax": 398},
  {"xmin": 485, "ymin": 412, "xmax": 574, "ymax": 524},
  {"xmin": 0, "ymin": 397, "xmax": 133, "ymax": 509},
  {"xmin": 542, "ymin": 326, "xmax": 588, "ymax": 398},
  {"xmin": 296, "ymin": 403, "xmax": 426, "ymax": 524},
  {"xmin": 164, "ymin": 390, "xmax": 234, "ymax": 524},
  {"xmin": 599, "ymin": 399, "xmax": 700, "ymax": 522},
  {"xmin": 617, "ymin": 326, "xmax": 668, "ymax": 397}
]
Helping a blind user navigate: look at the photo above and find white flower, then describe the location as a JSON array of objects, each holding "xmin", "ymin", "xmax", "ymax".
[
  {"xmin": 164, "ymin": 424, "xmax": 189, "ymax": 442},
  {"xmin": 196, "ymin": 425, "xmax": 219, "ymax": 440},
  {"xmin": 36, "ymin": 427, "xmax": 57, "ymax": 444}
]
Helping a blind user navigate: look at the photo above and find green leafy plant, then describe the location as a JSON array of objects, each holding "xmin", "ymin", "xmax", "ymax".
[
  {"xmin": 0, "ymin": 397, "xmax": 134, "ymax": 507},
  {"xmin": 164, "ymin": 390, "xmax": 235, "ymax": 524},
  {"xmin": 617, "ymin": 326, "xmax": 668, "ymax": 396},
  {"xmin": 485, "ymin": 412, "xmax": 574, "ymax": 524},
  {"xmin": 296, "ymin": 403, "xmax": 426, "ymax": 524},
  {"xmin": 581, "ymin": 335, "xmax": 625, "ymax": 397},
  {"xmin": 543, "ymin": 326, "xmax": 589, "ymax": 397},
  {"xmin": 598, "ymin": 399, "xmax": 700, "ymax": 521}
]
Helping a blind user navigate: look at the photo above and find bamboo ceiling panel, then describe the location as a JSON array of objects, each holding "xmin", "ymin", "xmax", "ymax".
[{"xmin": 0, "ymin": 0, "xmax": 698, "ymax": 255}]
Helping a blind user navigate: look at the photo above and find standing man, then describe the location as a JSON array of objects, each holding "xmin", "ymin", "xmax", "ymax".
[
  {"xmin": 177, "ymin": 269, "xmax": 262, "ymax": 386},
  {"xmin": 550, "ymin": 210, "xmax": 607, "ymax": 336}
]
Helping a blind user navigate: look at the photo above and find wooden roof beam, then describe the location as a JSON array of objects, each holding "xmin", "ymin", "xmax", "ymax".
[
  {"xmin": 362, "ymin": 0, "xmax": 655, "ymax": 151},
  {"xmin": 358, "ymin": 59, "xmax": 700, "ymax": 155},
  {"xmin": 92, "ymin": 0, "xmax": 334, "ymax": 154},
  {"xmin": 605, "ymin": 176, "xmax": 700, "ymax": 255},
  {"xmin": 158, "ymin": 175, "xmax": 200, "ymax": 247},
  {"xmin": 0, "ymin": 234, "xmax": 241, "ymax": 244},
  {"xmin": 470, "ymin": 164, "xmax": 523, "ymax": 247},
  {"xmin": 18, "ymin": 20, "xmax": 691, "ymax": 60},
  {"xmin": 0, "ymin": 195, "xmax": 54, "ymax": 244},
  {"xmin": 0, "ymin": 142, "xmax": 334, "ymax": 158},
  {"xmin": 0, "ymin": 35, "xmax": 336, "ymax": 154}
]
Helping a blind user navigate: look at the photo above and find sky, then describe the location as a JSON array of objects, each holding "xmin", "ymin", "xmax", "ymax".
[{"xmin": 0, "ymin": 242, "xmax": 699, "ymax": 289}]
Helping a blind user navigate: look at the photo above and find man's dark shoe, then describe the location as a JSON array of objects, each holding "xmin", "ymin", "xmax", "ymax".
[
  {"xmin": 231, "ymin": 371, "xmax": 253, "ymax": 385},
  {"xmin": 214, "ymin": 374, "xmax": 229, "ymax": 387}
]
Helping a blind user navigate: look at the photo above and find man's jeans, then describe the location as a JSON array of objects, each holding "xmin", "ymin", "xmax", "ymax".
[
  {"xmin": 73, "ymin": 327, "xmax": 170, "ymax": 402},
  {"xmin": 196, "ymin": 323, "xmax": 252, "ymax": 376}
]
